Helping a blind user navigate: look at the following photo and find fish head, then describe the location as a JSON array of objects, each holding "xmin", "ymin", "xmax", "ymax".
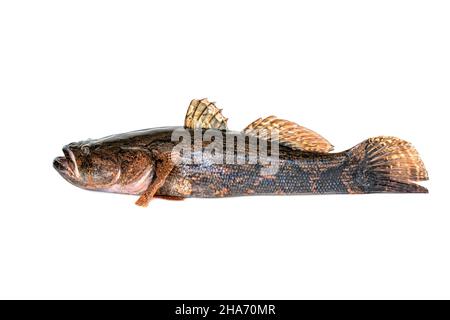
[{"xmin": 53, "ymin": 140, "xmax": 154, "ymax": 194}]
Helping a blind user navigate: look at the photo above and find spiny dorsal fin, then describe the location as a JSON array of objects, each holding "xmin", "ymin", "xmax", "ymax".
[
  {"xmin": 184, "ymin": 98, "xmax": 228, "ymax": 130},
  {"xmin": 243, "ymin": 116, "xmax": 334, "ymax": 153}
]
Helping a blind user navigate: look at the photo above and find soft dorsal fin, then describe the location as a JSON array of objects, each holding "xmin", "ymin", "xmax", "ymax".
[
  {"xmin": 243, "ymin": 116, "xmax": 334, "ymax": 153},
  {"xmin": 184, "ymin": 98, "xmax": 228, "ymax": 130}
]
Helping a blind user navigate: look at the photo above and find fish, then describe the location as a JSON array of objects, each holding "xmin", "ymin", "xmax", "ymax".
[{"xmin": 53, "ymin": 98, "xmax": 429, "ymax": 206}]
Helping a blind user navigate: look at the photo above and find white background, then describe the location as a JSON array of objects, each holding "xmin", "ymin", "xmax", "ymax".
[{"xmin": 0, "ymin": 1, "xmax": 449, "ymax": 299}]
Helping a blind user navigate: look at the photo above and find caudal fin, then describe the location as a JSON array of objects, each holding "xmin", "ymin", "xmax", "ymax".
[{"xmin": 349, "ymin": 136, "xmax": 429, "ymax": 193}]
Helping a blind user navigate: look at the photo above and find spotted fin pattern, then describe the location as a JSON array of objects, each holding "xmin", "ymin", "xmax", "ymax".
[
  {"xmin": 348, "ymin": 136, "xmax": 429, "ymax": 193},
  {"xmin": 243, "ymin": 115, "xmax": 334, "ymax": 153},
  {"xmin": 184, "ymin": 98, "xmax": 228, "ymax": 130}
]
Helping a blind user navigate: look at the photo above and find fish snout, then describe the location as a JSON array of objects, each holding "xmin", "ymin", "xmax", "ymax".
[
  {"xmin": 54, "ymin": 145, "xmax": 79, "ymax": 178},
  {"xmin": 53, "ymin": 156, "xmax": 69, "ymax": 172}
]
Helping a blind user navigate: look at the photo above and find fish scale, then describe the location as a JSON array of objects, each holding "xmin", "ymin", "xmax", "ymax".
[{"xmin": 54, "ymin": 98, "xmax": 429, "ymax": 206}]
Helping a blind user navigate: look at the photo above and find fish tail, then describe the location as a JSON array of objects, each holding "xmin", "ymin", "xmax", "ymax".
[{"xmin": 348, "ymin": 136, "xmax": 429, "ymax": 193}]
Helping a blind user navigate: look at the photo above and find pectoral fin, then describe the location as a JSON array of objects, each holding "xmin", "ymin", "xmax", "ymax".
[
  {"xmin": 243, "ymin": 116, "xmax": 334, "ymax": 153},
  {"xmin": 184, "ymin": 98, "xmax": 228, "ymax": 130},
  {"xmin": 135, "ymin": 151, "xmax": 175, "ymax": 207}
]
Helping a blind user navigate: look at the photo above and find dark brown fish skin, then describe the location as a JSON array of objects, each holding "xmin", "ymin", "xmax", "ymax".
[
  {"xmin": 54, "ymin": 126, "xmax": 428, "ymax": 199},
  {"xmin": 160, "ymin": 141, "xmax": 353, "ymax": 198}
]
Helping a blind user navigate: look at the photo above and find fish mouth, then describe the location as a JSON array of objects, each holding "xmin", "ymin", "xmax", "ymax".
[{"xmin": 53, "ymin": 147, "xmax": 79, "ymax": 178}]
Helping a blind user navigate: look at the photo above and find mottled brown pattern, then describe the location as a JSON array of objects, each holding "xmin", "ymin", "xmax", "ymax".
[
  {"xmin": 54, "ymin": 127, "xmax": 429, "ymax": 205},
  {"xmin": 135, "ymin": 150, "xmax": 175, "ymax": 207},
  {"xmin": 185, "ymin": 98, "xmax": 228, "ymax": 130},
  {"xmin": 244, "ymin": 115, "xmax": 334, "ymax": 153}
]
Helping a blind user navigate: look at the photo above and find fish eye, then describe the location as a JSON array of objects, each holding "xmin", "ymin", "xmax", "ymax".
[{"xmin": 81, "ymin": 145, "xmax": 90, "ymax": 155}]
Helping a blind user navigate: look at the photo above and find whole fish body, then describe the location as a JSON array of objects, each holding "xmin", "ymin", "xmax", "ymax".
[{"xmin": 54, "ymin": 99, "xmax": 428, "ymax": 206}]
